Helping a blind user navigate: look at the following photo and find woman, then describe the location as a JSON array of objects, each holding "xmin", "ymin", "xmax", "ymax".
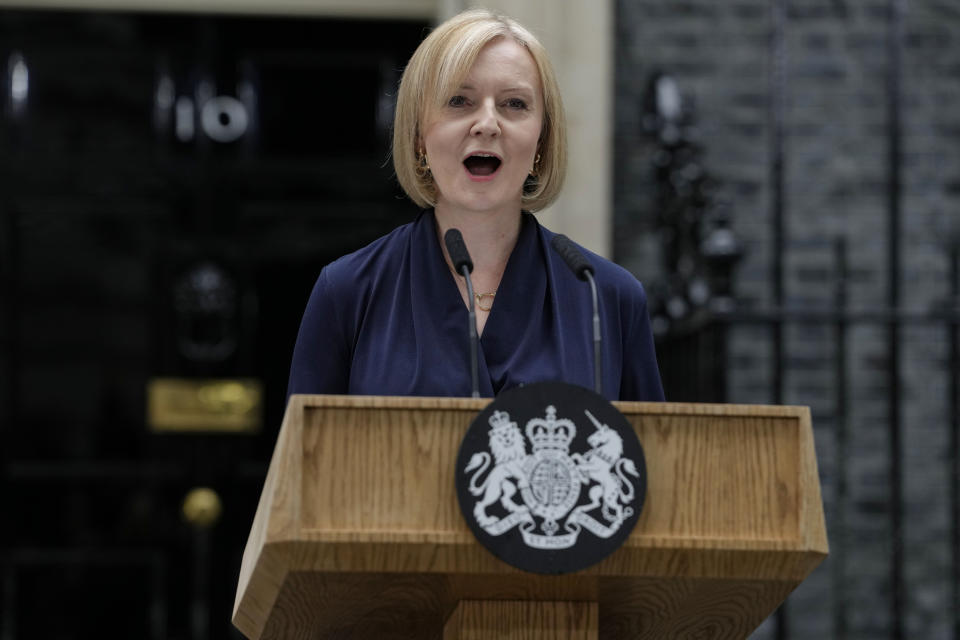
[{"xmin": 287, "ymin": 9, "xmax": 664, "ymax": 402}]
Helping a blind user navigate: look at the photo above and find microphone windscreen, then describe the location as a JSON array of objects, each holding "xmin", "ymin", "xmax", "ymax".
[
  {"xmin": 444, "ymin": 228, "xmax": 474, "ymax": 274},
  {"xmin": 550, "ymin": 234, "xmax": 594, "ymax": 281}
]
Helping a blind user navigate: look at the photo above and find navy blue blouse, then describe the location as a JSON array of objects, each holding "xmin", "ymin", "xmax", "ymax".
[{"xmin": 287, "ymin": 210, "xmax": 664, "ymax": 402}]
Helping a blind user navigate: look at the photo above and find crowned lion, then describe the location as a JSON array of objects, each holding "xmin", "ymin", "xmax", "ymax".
[{"xmin": 464, "ymin": 410, "xmax": 530, "ymax": 527}]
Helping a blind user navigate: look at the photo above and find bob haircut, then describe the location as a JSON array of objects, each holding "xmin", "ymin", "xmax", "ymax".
[{"xmin": 393, "ymin": 9, "xmax": 567, "ymax": 212}]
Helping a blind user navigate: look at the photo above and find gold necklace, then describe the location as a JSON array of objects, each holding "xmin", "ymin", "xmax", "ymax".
[{"xmin": 447, "ymin": 262, "xmax": 496, "ymax": 312}]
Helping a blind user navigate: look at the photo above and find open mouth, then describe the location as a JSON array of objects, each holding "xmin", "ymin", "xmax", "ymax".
[{"xmin": 463, "ymin": 153, "xmax": 502, "ymax": 177}]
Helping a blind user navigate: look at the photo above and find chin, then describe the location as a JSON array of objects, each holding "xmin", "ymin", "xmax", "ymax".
[
  {"xmin": 464, "ymin": 188, "xmax": 526, "ymax": 213},
  {"xmin": 462, "ymin": 199, "xmax": 518, "ymax": 215}
]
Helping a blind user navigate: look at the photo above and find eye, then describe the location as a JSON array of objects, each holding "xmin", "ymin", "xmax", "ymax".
[
  {"xmin": 505, "ymin": 97, "xmax": 528, "ymax": 110},
  {"xmin": 448, "ymin": 95, "xmax": 468, "ymax": 107}
]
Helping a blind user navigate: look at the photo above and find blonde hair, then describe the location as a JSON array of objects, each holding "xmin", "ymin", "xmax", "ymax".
[{"xmin": 393, "ymin": 9, "xmax": 567, "ymax": 212}]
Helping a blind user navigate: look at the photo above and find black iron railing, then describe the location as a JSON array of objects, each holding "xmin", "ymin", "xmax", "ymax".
[{"xmin": 657, "ymin": 240, "xmax": 960, "ymax": 639}]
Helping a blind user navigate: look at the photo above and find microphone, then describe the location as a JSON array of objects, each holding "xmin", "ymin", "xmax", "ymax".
[
  {"xmin": 444, "ymin": 228, "xmax": 480, "ymax": 398},
  {"xmin": 550, "ymin": 233, "xmax": 594, "ymax": 281},
  {"xmin": 550, "ymin": 234, "xmax": 602, "ymax": 395},
  {"xmin": 444, "ymin": 227, "xmax": 474, "ymax": 274}
]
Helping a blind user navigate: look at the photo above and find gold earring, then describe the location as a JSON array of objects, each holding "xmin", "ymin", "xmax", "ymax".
[
  {"xmin": 416, "ymin": 149, "xmax": 431, "ymax": 179},
  {"xmin": 530, "ymin": 153, "xmax": 542, "ymax": 177}
]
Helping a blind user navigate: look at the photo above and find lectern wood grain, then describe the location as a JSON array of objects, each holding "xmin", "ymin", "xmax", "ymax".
[
  {"xmin": 443, "ymin": 601, "xmax": 598, "ymax": 640},
  {"xmin": 233, "ymin": 396, "xmax": 827, "ymax": 639}
]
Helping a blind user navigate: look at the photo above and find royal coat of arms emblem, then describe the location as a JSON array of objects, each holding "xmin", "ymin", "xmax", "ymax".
[{"xmin": 457, "ymin": 380, "xmax": 646, "ymax": 577}]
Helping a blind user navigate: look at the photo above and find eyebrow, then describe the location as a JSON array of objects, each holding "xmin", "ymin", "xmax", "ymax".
[{"xmin": 457, "ymin": 84, "xmax": 535, "ymax": 94}]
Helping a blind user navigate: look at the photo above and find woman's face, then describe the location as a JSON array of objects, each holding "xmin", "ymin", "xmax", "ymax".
[{"xmin": 422, "ymin": 37, "xmax": 543, "ymax": 215}]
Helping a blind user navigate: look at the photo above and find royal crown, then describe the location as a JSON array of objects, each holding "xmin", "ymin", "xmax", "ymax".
[
  {"xmin": 525, "ymin": 405, "xmax": 576, "ymax": 453},
  {"xmin": 488, "ymin": 410, "xmax": 517, "ymax": 437}
]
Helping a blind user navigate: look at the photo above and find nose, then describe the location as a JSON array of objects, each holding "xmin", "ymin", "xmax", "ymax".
[{"xmin": 470, "ymin": 99, "xmax": 501, "ymax": 137}]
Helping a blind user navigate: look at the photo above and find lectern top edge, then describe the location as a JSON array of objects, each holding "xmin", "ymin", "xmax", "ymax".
[{"xmin": 289, "ymin": 393, "xmax": 812, "ymax": 420}]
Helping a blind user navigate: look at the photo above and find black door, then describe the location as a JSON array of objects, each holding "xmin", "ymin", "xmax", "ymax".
[{"xmin": 0, "ymin": 10, "xmax": 427, "ymax": 639}]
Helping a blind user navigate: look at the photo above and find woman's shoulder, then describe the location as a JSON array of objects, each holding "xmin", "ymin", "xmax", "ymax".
[{"xmin": 321, "ymin": 211, "xmax": 424, "ymax": 284}]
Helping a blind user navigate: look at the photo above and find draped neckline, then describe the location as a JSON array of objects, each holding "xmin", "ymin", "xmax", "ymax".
[{"xmin": 418, "ymin": 210, "xmax": 546, "ymax": 396}]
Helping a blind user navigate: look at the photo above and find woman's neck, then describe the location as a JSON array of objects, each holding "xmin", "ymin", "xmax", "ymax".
[{"xmin": 434, "ymin": 203, "xmax": 522, "ymax": 277}]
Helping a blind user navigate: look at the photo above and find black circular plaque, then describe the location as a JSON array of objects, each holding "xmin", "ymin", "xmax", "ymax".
[{"xmin": 455, "ymin": 381, "xmax": 646, "ymax": 574}]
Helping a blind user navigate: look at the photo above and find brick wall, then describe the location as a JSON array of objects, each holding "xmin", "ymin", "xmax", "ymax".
[{"xmin": 614, "ymin": 1, "xmax": 959, "ymax": 638}]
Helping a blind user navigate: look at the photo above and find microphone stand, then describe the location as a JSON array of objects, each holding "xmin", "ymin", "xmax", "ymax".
[
  {"xmin": 444, "ymin": 228, "xmax": 481, "ymax": 398},
  {"xmin": 550, "ymin": 234, "xmax": 603, "ymax": 396},
  {"xmin": 584, "ymin": 270, "xmax": 602, "ymax": 396},
  {"xmin": 462, "ymin": 264, "xmax": 480, "ymax": 398}
]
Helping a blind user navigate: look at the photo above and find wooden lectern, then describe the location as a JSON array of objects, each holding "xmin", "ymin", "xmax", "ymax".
[{"xmin": 233, "ymin": 395, "xmax": 827, "ymax": 639}]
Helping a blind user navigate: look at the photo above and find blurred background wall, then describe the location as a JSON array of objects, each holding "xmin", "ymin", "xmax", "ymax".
[
  {"xmin": 614, "ymin": 2, "xmax": 959, "ymax": 638},
  {"xmin": 1, "ymin": 1, "xmax": 958, "ymax": 639}
]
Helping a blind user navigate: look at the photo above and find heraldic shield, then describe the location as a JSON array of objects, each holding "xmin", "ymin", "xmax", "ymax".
[{"xmin": 455, "ymin": 382, "xmax": 647, "ymax": 574}]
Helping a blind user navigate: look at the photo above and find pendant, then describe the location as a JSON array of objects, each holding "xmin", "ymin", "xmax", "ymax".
[{"xmin": 475, "ymin": 292, "xmax": 496, "ymax": 312}]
